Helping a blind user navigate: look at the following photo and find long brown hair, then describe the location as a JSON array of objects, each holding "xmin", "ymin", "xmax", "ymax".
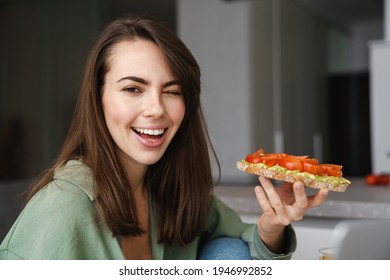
[{"xmin": 25, "ymin": 15, "xmax": 220, "ymax": 246}]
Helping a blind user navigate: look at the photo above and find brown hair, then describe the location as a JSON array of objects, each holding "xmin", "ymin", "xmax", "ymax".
[{"xmin": 25, "ymin": 15, "xmax": 220, "ymax": 246}]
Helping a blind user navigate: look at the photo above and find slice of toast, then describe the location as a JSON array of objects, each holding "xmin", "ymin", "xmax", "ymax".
[{"xmin": 237, "ymin": 161, "xmax": 350, "ymax": 192}]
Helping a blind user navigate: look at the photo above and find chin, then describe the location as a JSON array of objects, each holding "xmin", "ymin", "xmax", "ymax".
[{"xmin": 136, "ymin": 153, "xmax": 165, "ymax": 166}]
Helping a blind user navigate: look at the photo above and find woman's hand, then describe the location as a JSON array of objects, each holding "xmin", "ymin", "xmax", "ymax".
[{"xmin": 254, "ymin": 176, "xmax": 328, "ymax": 253}]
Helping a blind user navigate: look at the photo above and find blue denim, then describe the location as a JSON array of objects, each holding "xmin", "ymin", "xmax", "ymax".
[{"xmin": 198, "ymin": 237, "xmax": 252, "ymax": 260}]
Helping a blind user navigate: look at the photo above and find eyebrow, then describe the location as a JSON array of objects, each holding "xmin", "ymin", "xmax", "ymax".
[{"xmin": 116, "ymin": 76, "xmax": 181, "ymax": 88}]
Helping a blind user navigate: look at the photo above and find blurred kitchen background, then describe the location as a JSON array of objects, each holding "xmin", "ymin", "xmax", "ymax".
[
  {"xmin": 0, "ymin": 0, "xmax": 389, "ymax": 183},
  {"xmin": 2, "ymin": 0, "xmax": 390, "ymax": 258}
]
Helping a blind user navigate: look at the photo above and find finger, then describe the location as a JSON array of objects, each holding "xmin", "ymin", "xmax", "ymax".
[
  {"xmin": 254, "ymin": 186, "xmax": 276, "ymax": 217},
  {"xmin": 258, "ymin": 177, "xmax": 290, "ymax": 221},
  {"xmin": 278, "ymin": 182, "xmax": 295, "ymax": 205},
  {"xmin": 292, "ymin": 182, "xmax": 308, "ymax": 210},
  {"xmin": 307, "ymin": 188, "xmax": 329, "ymax": 208},
  {"xmin": 258, "ymin": 176, "xmax": 285, "ymax": 211}
]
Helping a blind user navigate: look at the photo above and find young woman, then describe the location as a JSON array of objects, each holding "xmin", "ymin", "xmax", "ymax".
[{"xmin": 0, "ymin": 15, "xmax": 328, "ymax": 260}]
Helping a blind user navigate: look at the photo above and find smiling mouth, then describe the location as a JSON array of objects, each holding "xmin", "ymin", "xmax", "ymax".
[{"xmin": 132, "ymin": 127, "xmax": 166, "ymax": 141}]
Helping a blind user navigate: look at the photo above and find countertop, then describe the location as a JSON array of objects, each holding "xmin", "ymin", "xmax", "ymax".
[{"xmin": 214, "ymin": 177, "xmax": 390, "ymax": 220}]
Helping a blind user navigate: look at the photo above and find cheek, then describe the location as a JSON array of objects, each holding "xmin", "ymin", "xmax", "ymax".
[
  {"xmin": 105, "ymin": 109, "xmax": 121, "ymax": 130},
  {"xmin": 102, "ymin": 95, "xmax": 131, "ymax": 130},
  {"xmin": 170, "ymin": 101, "xmax": 186, "ymax": 127}
]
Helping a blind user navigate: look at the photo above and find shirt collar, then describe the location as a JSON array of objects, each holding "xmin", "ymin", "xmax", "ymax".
[{"xmin": 53, "ymin": 159, "xmax": 95, "ymax": 201}]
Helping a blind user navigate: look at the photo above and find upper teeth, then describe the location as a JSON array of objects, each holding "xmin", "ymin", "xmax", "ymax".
[{"xmin": 134, "ymin": 128, "xmax": 165, "ymax": 135}]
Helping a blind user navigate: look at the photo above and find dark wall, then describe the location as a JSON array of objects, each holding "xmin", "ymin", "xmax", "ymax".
[
  {"xmin": 0, "ymin": 0, "xmax": 176, "ymax": 181},
  {"xmin": 327, "ymin": 72, "xmax": 371, "ymax": 176}
]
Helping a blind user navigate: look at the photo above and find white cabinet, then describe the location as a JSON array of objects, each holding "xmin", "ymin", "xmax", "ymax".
[
  {"xmin": 241, "ymin": 214, "xmax": 340, "ymax": 260},
  {"xmin": 369, "ymin": 41, "xmax": 390, "ymax": 173}
]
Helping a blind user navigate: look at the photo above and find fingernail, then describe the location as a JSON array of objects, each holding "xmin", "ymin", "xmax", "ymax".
[
  {"xmin": 260, "ymin": 176, "xmax": 267, "ymax": 183},
  {"xmin": 295, "ymin": 182, "xmax": 303, "ymax": 190},
  {"xmin": 255, "ymin": 186, "xmax": 261, "ymax": 193},
  {"xmin": 322, "ymin": 189, "xmax": 329, "ymax": 196}
]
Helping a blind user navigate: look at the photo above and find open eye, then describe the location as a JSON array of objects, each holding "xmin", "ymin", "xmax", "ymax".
[{"xmin": 123, "ymin": 86, "xmax": 142, "ymax": 94}]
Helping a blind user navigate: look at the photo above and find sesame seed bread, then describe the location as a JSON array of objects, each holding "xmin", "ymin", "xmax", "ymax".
[{"xmin": 237, "ymin": 160, "xmax": 350, "ymax": 192}]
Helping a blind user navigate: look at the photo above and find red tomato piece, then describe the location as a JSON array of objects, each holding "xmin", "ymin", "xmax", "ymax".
[
  {"xmin": 253, "ymin": 148, "xmax": 265, "ymax": 156},
  {"xmin": 365, "ymin": 174, "xmax": 379, "ymax": 185},
  {"xmin": 259, "ymin": 153, "xmax": 287, "ymax": 161},
  {"xmin": 289, "ymin": 155, "xmax": 309, "ymax": 161},
  {"xmin": 279, "ymin": 156, "xmax": 303, "ymax": 172},
  {"xmin": 263, "ymin": 158, "xmax": 280, "ymax": 167},
  {"xmin": 321, "ymin": 164, "xmax": 343, "ymax": 171},
  {"xmin": 301, "ymin": 158, "xmax": 323, "ymax": 175},
  {"xmin": 321, "ymin": 164, "xmax": 343, "ymax": 177},
  {"xmin": 259, "ymin": 154, "xmax": 279, "ymax": 160},
  {"xmin": 365, "ymin": 174, "xmax": 379, "ymax": 186},
  {"xmin": 245, "ymin": 148, "xmax": 347, "ymax": 178},
  {"xmin": 379, "ymin": 175, "xmax": 390, "ymax": 186},
  {"xmin": 302, "ymin": 158, "xmax": 319, "ymax": 165},
  {"xmin": 303, "ymin": 162, "xmax": 324, "ymax": 176},
  {"xmin": 365, "ymin": 174, "xmax": 390, "ymax": 186},
  {"xmin": 245, "ymin": 154, "xmax": 262, "ymax": 164}
]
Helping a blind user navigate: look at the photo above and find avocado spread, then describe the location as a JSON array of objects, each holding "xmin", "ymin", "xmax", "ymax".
[{"xmin": 242, "ymin": 160, "xmax": 350, "ymax": 186}]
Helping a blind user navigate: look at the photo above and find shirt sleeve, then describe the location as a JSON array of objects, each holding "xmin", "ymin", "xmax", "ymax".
[
  {"xmin": 0, "ymin": 180, "xmax": 122, "ymax": 260},
  {"xmin": 203, "ymin": 195, "xmax": 296, "ymax": 260}
]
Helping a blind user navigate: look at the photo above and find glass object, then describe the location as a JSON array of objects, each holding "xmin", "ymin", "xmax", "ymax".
[{"xmin": 318, "ymin": 247, "xmax": 337, "ymax": 260}]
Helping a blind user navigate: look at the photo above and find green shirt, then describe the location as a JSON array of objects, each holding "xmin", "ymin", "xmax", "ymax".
[{"xmin": 0, "ymin": 160, "xmax": 296, "ymax": 260}]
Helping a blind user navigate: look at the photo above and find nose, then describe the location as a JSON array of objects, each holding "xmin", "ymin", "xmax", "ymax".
[{"xmin": 142, "ymin": 91, "xmax": 164, "ymax": 118}]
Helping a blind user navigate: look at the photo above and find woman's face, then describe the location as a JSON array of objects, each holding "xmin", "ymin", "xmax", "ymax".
[{"xmin": 102, "ymin": 39, "xmax": 185, "ymax": 168}]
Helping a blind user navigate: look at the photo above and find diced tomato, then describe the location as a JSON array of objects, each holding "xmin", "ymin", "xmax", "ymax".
[
  {"xmin": 253, "ymin": 149, "xmax": 264, "ymax": 156},
  {"xmin": 321, "ymin": 164, "xmax": 343, "ymax": 171},
  {"xmin": 260, "ymin": 154, "xmax": 281, "ymax": 163},
  {"xmin": 263, "ymin": 159, "xmax": 279, "ymax": 167},
  {"xmin": 246, "ymin": 151, "xmax": 287, "ymax": 165},
  {"xmin": 289, "ymin": 155, "xmax": 309, "ymax": 161},
  {"xmin": 245, "ymin": 148, "xmax": 265, "ymax": 163},
  {"xmin": 279, "ymin": 156, "xmax": 303, "ymax": 172},
  {"xmin": 303, "ymin": 162, "xmax": 324, "ymax": 176},
  {"xmin": 321, "ymin": 164, "xmax": 343, "ymax": 177},
  {"xmin": 263, "ymin": 153, "xmax": 287, "ymax": 159},
  {"xmin": 244, "ymin": 148, "xmax": 345, "ymax": 177},
  {"xmin": 302, "ymin": 158, "xmax": 319, "ymax": 165},
  {"xmin": 301, "ymin": 158, "xmax": 323, "ymax": 175},
  {"xmin": 245, "ymin": 154, "xmax": 262, "ymax": 164},
  {"xmin": 258, "ymin": 154, "xmax": 278, "ymax": 161}
]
